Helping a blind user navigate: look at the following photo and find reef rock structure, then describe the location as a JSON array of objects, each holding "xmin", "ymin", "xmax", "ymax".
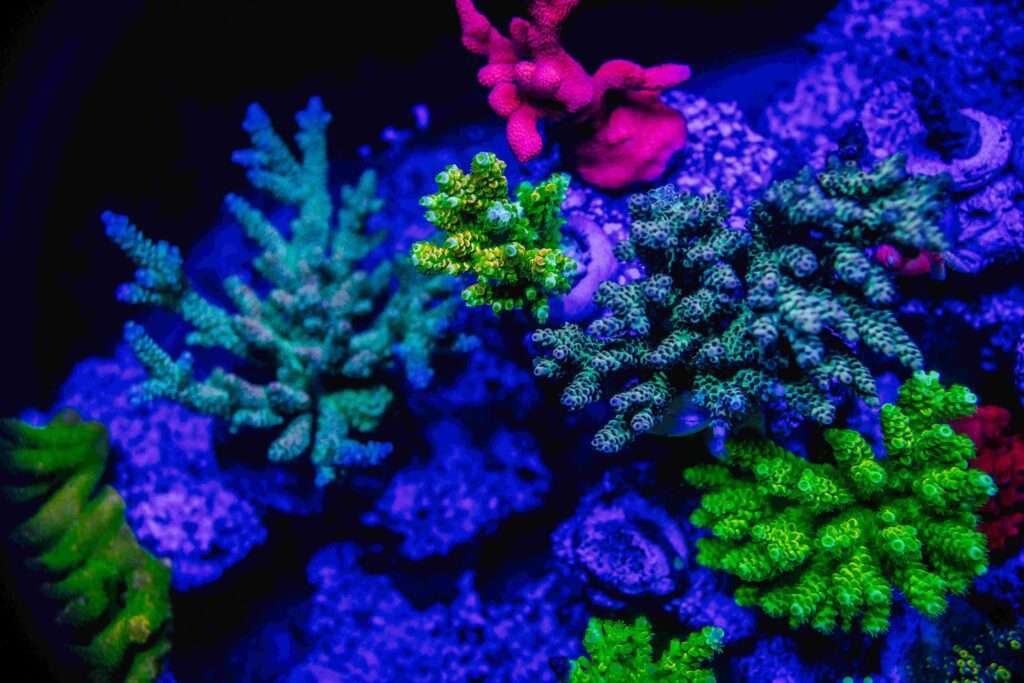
[
  {"xmin": 364, "ymin": 419, "xmax": 549, "ymax": 559},
  {"xmin": 0, "ymin": 413, "xmax": 172, "ymax": 682},
  {"xmin": 106, "ymin": 97, "xmax": 459, "ymax": 486},
  {"xmin": 411, "ymin": 151, "xmax": 577, "ymax": 323},
  {"xmin": 685, "ymin": 371, "xmax": 994, "ymax": 635},
  {"xmin": 533, "ymin": 153, "xmax": 945, "ymax": 453},
  {"xmin": 455, "ymin": 0, "xmax": 691, "ymax": 189}
]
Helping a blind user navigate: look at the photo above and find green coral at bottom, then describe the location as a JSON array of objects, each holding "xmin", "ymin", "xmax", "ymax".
[
  {"xmin": 0, "ymin": 412, "xmax": 172, "ymax": 682},
  {"xmin": 568, "ymin": 616, "xmax": 723, "ymax": 682},
  {"xmin": 685, "ymin": 371, "xmax": 995, "ymax": 636}
]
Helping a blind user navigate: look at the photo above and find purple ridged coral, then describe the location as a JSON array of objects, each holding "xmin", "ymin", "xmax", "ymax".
[
  {"xmin": 552, "ymin": 484, "xmax": 688, "ymax": 608},
  {"xmin": 289, "ymin": 542, "xmax": 585, "ymax": 682},
  {"xmin": 364, "ymin": 420, "xmax": 550, "ymax": 559}
]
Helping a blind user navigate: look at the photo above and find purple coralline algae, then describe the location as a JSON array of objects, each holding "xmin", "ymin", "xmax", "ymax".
[
  {"xmin": 666, "ymin": 566, "xmax": 756, "ymax": 644},
  {"xmin": 732, "ymin": 635, "xmax": 808, "ymax": 683},
  {"xmin": 902, "ymin": 287, "xmax": 1024, "ymax": 377},
  {"xmin": 810, "ymin": 0, "xmax": 1024, "ymax": 118},
  {"xmin": 364, "ymin": 420, "xmax": 550, "ymax": 559},
  {"xmin": 410, "ymin": 347, "xmax": 540, "ymax": 421},
  {"xmin": 24, "ymin": 345, "xmax": 266, "ymax": 590},
  {"xmin": 120, "ymin": 466, "xmax": 267, "ymax": 590},
  {"xmin": 552, "ymin": 485, "xmax": 688, "ymax": 608},
  {"xmin": 25, "ymin": 344, "xmax": 215, "ymax": 476},
  {"xmin": 664, "ymin": 92, "xmax": 779, "ymax": 229},
  {"xmin": 288, "ymin": 543, "xmax": 585, "ymax": 682}
]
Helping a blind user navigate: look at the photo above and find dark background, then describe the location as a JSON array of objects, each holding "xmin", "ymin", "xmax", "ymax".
[{"xmin": 0, "ymin": 0, "xmax": 837, "ymax": 679}]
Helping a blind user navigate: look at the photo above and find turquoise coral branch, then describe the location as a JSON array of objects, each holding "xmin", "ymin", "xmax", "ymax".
[{"xmin": 106, "ymin": 97, "xmax": 458, "ymax": 486}]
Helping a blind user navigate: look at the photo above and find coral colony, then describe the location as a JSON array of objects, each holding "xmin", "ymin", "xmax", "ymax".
[{"xmin": 9, "ymin": 0, "xmax": 1024, "ymax": 681}]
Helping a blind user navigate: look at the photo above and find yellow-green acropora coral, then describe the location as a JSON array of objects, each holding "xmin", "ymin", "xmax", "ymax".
[
  {"xmin": 410, "ymin": 151, "xmax": 578, "ymax": 323},
  {"xmin": 685, "ymin": 371, "xmax": 995, "ymax": 636},
  {"xmin": 568, "ymin": 616, "xmax": 723, "ymax": 683},
  {"xmin": 0, "ymin": 412, "xmax": 172, "ymax": 682}
]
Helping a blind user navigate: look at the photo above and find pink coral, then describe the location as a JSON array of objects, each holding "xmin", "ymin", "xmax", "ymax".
[
  {"xmin": 953, "ymin": 405, "xmax": 1024, "ymax": 553},
  {"xmin": 455, "ymin": 0, "xmax": 690, "ymax": 189}
]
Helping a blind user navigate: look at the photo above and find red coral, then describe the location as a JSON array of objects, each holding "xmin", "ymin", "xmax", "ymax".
[
  {"xmin": 455, "ymin": 0, "xmax": 690, "ymax": 189},
  {"xmin": 953, "ymin": 405, "xmax": 1024, "ymax": 553}
]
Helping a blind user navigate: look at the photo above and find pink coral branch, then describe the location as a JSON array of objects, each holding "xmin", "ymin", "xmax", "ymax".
[{"xmin": 455, "ymin": 0, "xmax": 691, "ymax": 188}]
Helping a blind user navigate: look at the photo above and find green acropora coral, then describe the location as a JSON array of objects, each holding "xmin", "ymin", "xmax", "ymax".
[
  {"xmin": 410, "ymin": 151, "xmax": 577, "ymax": 323},
  {"xmin": 532, "ymin": 153, "xmax": 947, "ymax": 453},
  {"xmin": 684, "ymin": 371, "xmax": 995, "ymax": 636},
  {"xmin": 0, "ymin": 412, "xmax": 172, "ymax": 682},
  {"xmin": 568, "ymin": 616, "xmax": 723, "ymax": 682},
  {"xmin": 105, "ymin": 97, "xmax": 459, "ymax": 486}
]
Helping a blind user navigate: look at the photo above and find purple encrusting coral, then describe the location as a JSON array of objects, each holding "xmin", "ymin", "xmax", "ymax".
[
  {"xmin": 664, "ymin": 91, "xmax": 779, "ymax": 229},
  {"xmin": 732, "ymin": 635, "xmax": 809, "ymax": 682},
  {"xmin": 667, "ymin": 566, "xmax": 756, "ymax": 644},
  {"xmin": 22, "ymin": 345, "xmax": 267, "ymax": 590},
  {"xmin": 552, "ymin": 485, "xmax": 688, "ymax": 608},
  {"xmin": 120, "ymin": 466, "xmax": 267, "ymax": 590},
  {"xmin": 285, "ymin": 542, "xmax": 586, "ymax": 682},
  {"xmin": 409, "ymin": 347, "xmax": 540, "ymax": 421},
  {"xmin": 902, "ymin": 287, "xmax": 1024, "ymax": 383},
  {"xmin": 364, "ymin": 420, "xmax": 550, "ymax": 559}
]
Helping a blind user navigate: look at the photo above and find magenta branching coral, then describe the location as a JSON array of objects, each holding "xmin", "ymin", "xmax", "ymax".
[{"xmin": 455, "ymin": 0, "xmax": 691, "ymax": 188}]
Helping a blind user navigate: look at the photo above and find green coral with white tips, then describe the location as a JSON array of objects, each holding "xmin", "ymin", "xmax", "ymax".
[
  {"xmin": 0, "ymin": 412, "xmax": 172, "ymax": 682},
  {"xmin": 684, "ymin": 371, "xmax": 994, "ymax": 636},
  {"xmin": 568, "ymin": 616, "xmax": 723, "ymax": 682},
  {"xmin": 410, "ymin": 151, "xmax": 577, "ymax": 323}
]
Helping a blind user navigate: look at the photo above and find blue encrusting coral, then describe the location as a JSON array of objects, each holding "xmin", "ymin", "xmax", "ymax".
[{"xmin": 6, "ymin": 1, "xmax": 1024, "ymax": 681}]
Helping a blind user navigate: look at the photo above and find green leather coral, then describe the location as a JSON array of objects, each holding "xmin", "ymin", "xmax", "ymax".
[
  {"xmin": 684, "ymin": 371, "xmax": 995, "ymax": 636},
  {"xmin": 0, "ymin": 412, "xmax": 172, "ymax": 682},
  {"xmin": 411, "ymin": 151, "xmax": 577, "ymax": 323},
  {"xmin": 568, "ymin": 616, "xmax": 723, "ymax": 682}
]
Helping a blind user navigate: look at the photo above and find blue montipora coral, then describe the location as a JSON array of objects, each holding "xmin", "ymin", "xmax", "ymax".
[{"xmin": 104, "ymin": 97, "xmax": 459, "ymax": 486}]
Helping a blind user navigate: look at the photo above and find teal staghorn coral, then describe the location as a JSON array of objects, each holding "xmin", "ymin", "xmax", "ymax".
[
  {"xmin": 532, "ymin": 153, "xmax": 947, "ymax": 453},
  {"xmin": 105, "ymin": 97, "xmax": 458, "ymax": 486},
  {"xmin": 410, "ymin": 151, "xmax": 577, "ymax": 323},
  {"xmin": 684, "ymin": 371, "xmax": 995, "ymax": 636},
  {"xmin": 0, "ymin": 412, "xmax": 172, "ymax": 682},
  {"xmin": 567, "ymin": 616, "xmax": 723, "ymax": 682}
]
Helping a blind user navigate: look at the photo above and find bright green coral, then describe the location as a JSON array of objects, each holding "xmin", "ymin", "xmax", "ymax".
[
  {"xmin": 410, "ymin": 151, "xmax": 577, "ymax": 323},
  {"xmin": 684, "ymin": 371, "xmax": 995, "ymax": 636},
  {"xmin": 568, "ymin": 616, "xmax": 723, "ymax": 683},
  {"xmin": 105, "ymin": 97, "xmax": 460, "ymax": 486},
  {"xmin": 532, "ymin": 153, "xmax": 947, "ymax": 453},
  {"xmin": 0, "ymin": 412, "xmax": 172, "ymax": 682}
]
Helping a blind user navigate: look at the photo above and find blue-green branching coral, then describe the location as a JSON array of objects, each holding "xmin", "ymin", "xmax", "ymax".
[
  {"xmin": 684, "ymin": 371, "xmax": 994, "ymax": 636},
  {"xmin": 105, "ymin": 97, "xmax": 458, "ymax": 486},
  {"xmin": 0, "ymin": 412, "xmax": 172, "ymax": 682},
  {"xmin": 532, "ymin": 153, "xmax": 948, "ymax": 453},
  {"xmin": 410, "ymin": 151, "xmax": 577, "ymax": 323},
  {"xmin": 568, "ymin": 616, "xmax": 723, "ymax": 682}
]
